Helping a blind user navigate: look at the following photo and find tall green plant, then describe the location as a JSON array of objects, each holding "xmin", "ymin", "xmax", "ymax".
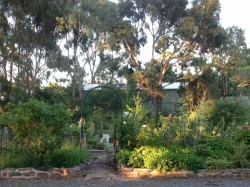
[{"xmin": 121, "ymin": 93, "xmax": 151, "ymax": 149}]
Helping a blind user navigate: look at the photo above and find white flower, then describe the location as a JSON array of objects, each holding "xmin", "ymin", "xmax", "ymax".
[
  {"xmin": 123, "ymin": 121, "xmax": 127, "ymax": 125},
  {"xmin": 123, "ymin": 111, "xmax": 132, "ymax": 116}
]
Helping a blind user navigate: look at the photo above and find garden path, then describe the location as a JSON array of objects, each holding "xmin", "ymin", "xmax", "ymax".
[{"xmin": 84, "ymin": 149, "xmax": 121, "ymax": 180}]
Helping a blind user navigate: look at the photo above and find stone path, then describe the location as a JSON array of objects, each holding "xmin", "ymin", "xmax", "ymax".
[{"xmin": 83, "ymin": 149, "xmax": 121, "ymax": 180}]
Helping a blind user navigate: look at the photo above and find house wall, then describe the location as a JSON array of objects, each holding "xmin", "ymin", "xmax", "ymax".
[{"xmin": 147, "ymin": 89, "xmax": 180, "ymax": 114}]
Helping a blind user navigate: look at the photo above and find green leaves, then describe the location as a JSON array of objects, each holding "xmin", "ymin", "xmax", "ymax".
[
  {"xmin": 117, "ymin": 146, "xmax": 204, "ymax": 172},
  {"xmin": 0, "ymin": 99, "xmax": 71, "ymax": 167}
]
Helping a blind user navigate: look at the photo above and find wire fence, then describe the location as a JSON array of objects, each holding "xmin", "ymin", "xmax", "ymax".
[
  {"xmin": 0, "ymin": 126, "xmax": 82, "ymax": 154},
  {"xmin": 0, "ymin": 126, "xmax": 21, "ymax": 153}
]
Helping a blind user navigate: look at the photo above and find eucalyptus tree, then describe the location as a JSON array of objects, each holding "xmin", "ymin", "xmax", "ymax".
[
  {"xmin": 0, "ymin": 5, "xmax": 9, "ymax": 81},
  {"xmin": 56, "ymin": 0, "xmax": 120, "ymax": 110},
  {"xmin": 117, "ymin": 0, "xmax": 225, "ymax": 113},
  {"xmin": 79, "ymin": 0, "xmax": 124, "ymax": 84},
  {"xmin": 56, "ymin": 1, "xmax": 85, "ymax": 104},
  {"xmin": 0, "ymin": 5, "xmax": 11, "ymax": 101},
  {"xmin": 0, "ymin": 0, "xmax": 68, "ymax": 100},
  {"xmin": 212, "ymin": 26, "xmax": 249, "ymax": 97}
]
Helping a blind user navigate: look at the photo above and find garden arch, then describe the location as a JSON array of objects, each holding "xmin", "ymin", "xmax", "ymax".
[{"xmin": 82, "ymin": 85, "xmax": 123, "ymax": 168}]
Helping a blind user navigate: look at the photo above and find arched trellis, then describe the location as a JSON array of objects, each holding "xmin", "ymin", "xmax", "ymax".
[{"xmin": 82, "ymin": 85, "xmax": 123, "ymax": 169}]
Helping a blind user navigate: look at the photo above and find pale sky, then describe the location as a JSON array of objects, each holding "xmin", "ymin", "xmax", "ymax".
[{"xmin": 220, "ymin": 0, "xmax": 250, "ymax": 46}]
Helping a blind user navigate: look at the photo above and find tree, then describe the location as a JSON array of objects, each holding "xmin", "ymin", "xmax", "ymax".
[
  {"xmin": 56, "ymin": 0, "xmax": 121, "ymax": 116},
  {"xmin": 117, "ymin": 0, "xmax": 225, "ymax": 113},
  {"xmin": 0, "ymin": 0, "xmax": 68, "ymax": 100},
  {"xmin": 180, "ymin": 67, "xmax": 221, "ymax": 111},
  {"xmin": 213, "ymin": 26, "xmax": 249, "ymax": 97}
]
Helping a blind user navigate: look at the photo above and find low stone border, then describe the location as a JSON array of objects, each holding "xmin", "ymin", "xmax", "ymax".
[
  {"xmin": 0, "ymin": 164, "xmax": 87, "ymax": 180},
  {"xmin": 120, "ymin": 166, "xmax": 250, "ymax": 179}
]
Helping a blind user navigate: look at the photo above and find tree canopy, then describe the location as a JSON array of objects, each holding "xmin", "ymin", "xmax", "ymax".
[{"xmin": 0, "ymin": 0, "xmax": 249, "ymax": 113}]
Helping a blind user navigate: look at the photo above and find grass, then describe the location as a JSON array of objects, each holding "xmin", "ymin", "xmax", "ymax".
[
  {"xmin": 0, "ymin": 151, "xmax": 30, "ymax": 168},
  {"xmin": 0, "ymin": 144, "xmax": 91, "ymax": 169}
]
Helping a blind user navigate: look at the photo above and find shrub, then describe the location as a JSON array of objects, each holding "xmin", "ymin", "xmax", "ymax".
[
  {"xmin": 0, "ymin": 152, "xmax": 30, "ymax": 168},
  {"xmin": 0, "ymin": 147, "xmax": 91, "ymax": 169},
  {"xmin": 120, "ymin": 93, "xmax": 153, "ymax": 149},
  {"xmin": 117, "ymin": 146, "xmax": 203, "ymax": 172},
  {"xmin": 204, "ymin": 158, "xmax": 234, "ymax": 170},
  {"xmin": 236, "ymin": 128, "xmax": 250, "ymax": 144},
  {"xmin": 231, "ymin": 141, "xmax": 250, "ymax": 168},
  {"xmin": 136, "ymin": 125, "xmax": 167, "ymax": 147},
  {"xmin": 137, "ymin": 147, "xmax": 168, "ymax": 170},
  {"xmin": 209, "ymin": 100, "xmax": 249, "ymax": 131},
  {"xmin": 163, "ymin": 146, "xmax": 204, "ymax": 171},
  {"xmin": 194, "ymin": 137, "xmax": 233, "ymax": 159},
  {"xmin": 174, "ymin": 99, "xmax": 250, "ymax": 147},
  {"xmin": 0, "ymin": 99, "xmax": 71, "ymax": 167},
  {"xmin": 50, "ymin": 148, "xmax": 91, "ymax": 168},
  {"xmin": 116, "ymin": 149, "xmax": 132, "ymax": 166}
]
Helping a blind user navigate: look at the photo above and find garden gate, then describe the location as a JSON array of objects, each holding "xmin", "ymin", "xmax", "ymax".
[{"xmin": 82, "ymin": 85, "xmax": 123, "ymax": 169}]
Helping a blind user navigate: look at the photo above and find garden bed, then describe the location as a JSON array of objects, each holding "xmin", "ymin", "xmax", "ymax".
[
  {"xmin": 0, "ymin": 164, "xmax": 87, "ymax": 180},
  {"xmin": 120, "ymin": 165, "xmax": 250, "ymax": 179}
]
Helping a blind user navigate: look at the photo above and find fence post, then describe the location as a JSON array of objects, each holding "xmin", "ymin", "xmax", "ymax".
[{"xmin": 79, "ymin": 117, "xmax": 86, "ymax": 150}]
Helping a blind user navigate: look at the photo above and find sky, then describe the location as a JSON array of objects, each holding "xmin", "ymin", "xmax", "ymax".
[{"xmin": 220, "ymin": 0, "xmax": 250, "ymax": 46}]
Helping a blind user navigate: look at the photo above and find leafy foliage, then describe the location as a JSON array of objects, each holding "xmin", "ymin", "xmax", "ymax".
[
  {"xmin": 231, "ymin": 141, "xmax": 250, "ymax": 168},
  {"xmin": 180, "ymin": 68, "xmax": 221, "ymax": 110},
  {"xmin": 117, "ymin": 96, "xmax": 250, "ymax": 171},
  {"xmin": 0, "ymin": 152, "xmax": 30, "ymax": 168},
  {"xmin": 120, "ymin": 93, "xmax": 155, "ymax": 149},
  {"xmin": 0, "ymin": 147, "xmax": 91, "ymax": 168},
  {"xmin": 117, "ymin": 146, "xmax": 203, "ymax": 172},
  {"xmin": 204, "ymin": 158, "xmax": 234, "ymax": 170},
  {"xmin": 0, "ymin": 99, "xmax": 71, "ymax": 167},
  {"xmin": 50, "ymin": 147, "xmax": 91, "ymax": 168},
  {"xmin": 194, "ymin": 137, "xmax": 233, "ymax": 159},
  {"xmin": 208, "ymin": 99, "xmax": 249, "ymax": 129}
]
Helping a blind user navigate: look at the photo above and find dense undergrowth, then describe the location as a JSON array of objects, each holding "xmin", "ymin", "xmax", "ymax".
[{"xmin": 116, "ymin": 97, "xmax": 250, "ymax": 171}]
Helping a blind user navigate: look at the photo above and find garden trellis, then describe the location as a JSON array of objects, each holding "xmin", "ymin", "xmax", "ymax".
[{"xmin": 82, "ymin": 85, "xmax": 123, "ymax": 169}]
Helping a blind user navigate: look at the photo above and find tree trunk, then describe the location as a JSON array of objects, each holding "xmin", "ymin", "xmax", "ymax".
[
  {"xmin": 154, "ymin": 95, "xmax": 163, "ymax": 115},
  {"xmin": 222, "ymin": 72, "xmax": 227, "ymax": 98},
  {"xmin": 72, "ymin": 47, "xmax": 78, "ymax": 101}
]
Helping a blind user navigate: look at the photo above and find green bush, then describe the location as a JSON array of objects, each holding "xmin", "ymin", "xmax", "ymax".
[
  {"xmin": 231, "ymin": 141, "xmax": 250, "ymax": 168},
  {"xmin": 117, "ymin": 146, "xmax": 203, "ymax": 172},
  {"xmin": 50, "ymin": 148, "xmax": 91, "ymax": 168},
  {"xmin": 136, "ymin": 125, "xmax": 167, "ymax": 147},
  {"xmin": 128, "ymin": 146, "xmax": 168, "ymax": 170},
  {"xmin": 0, "ymin": 99, "xmax": 71, "ymax": 167},
  {"xmin": 236, "ymin": 128, "xmax": 250, "ymax": 144},
  {"xmin": 163, "ymin": 146, "xmax": 204, "ymax": 171},
  {"xmin": 120, "ymin": 93, "xmax": 154, "ymax": 149},
  {"xmin": 0, "ymin": 147, "xmax": 91, "ymax": 169},
  {"xmin": 194, "ymin": 137, "xmax": 233, "ymax": 159},
  {"xmin": 0, "ymin": 152, "xmax": 30, "ymax": 168},
  {"xmin": 172, "ymin": 99, "xmax": 250, "ymax": 147},
  {"xmin": 116, "ymin": 149, "xmax": 131, "ymax": 166},
  {"xmin": 209, "ymin": 100, "xmax": 249, "ymax": 131},
  {"xmin": 204, "ymin": 158, "xmax": 234, "ymax": 170}
]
